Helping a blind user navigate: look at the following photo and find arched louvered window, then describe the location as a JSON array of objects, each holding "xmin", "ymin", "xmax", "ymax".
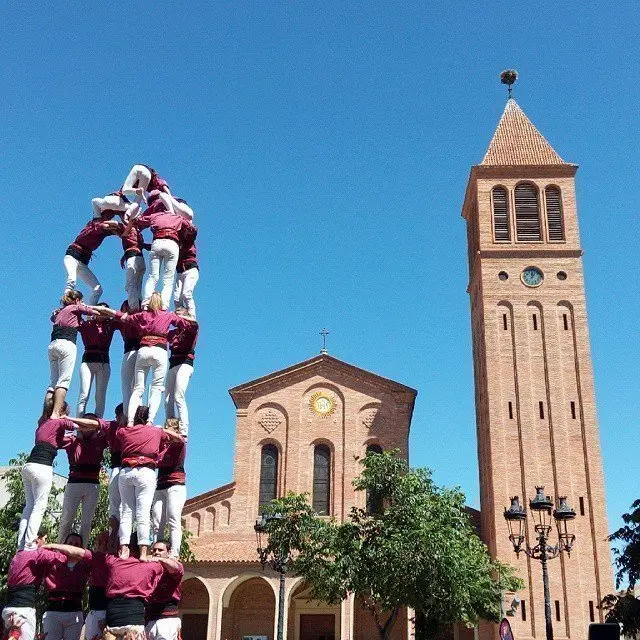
[
  {"xmin": 515, "ymin": 183, "xmax": 541, "ymax": 241},
  {"xmin": 545, "ymin": 186, "xmax": 565, "ymax": 241},
  {"xmin": 312, "ymin": 445, "xmax": 331, "ymax": 515},
  {"xmin": 365, "ymin": 444, "xmax": 383, "ymax": 515},
  {"xmin": 258, "ymin": 444, "xmax": 278, "ymax": 513},
  {"xmin": 492, "ymin": 186, "xmax": 510, "ymax": 241}
]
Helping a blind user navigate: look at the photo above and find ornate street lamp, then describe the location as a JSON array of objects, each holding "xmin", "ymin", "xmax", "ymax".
[
  {"xmin": 255, "ymin": 513, "xmax": 287, "ymax": 640},
  {"xmin": 504, "ymin": 487, "xmax": 576, "ymax": 640}
]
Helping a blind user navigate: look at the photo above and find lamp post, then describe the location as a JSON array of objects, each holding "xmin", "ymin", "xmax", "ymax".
[
  {"xmin": 504, "ymin": 487, "xmax": 576, "ymax": 640},
  {"xmin": 255, "ymin": 513, "xmax": 287, "ymax": 640}
]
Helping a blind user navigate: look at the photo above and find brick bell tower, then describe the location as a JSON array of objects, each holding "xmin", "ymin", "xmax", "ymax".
[{"xmin": 461, "ymin": 88, "xmax": 613, "ymax": 640}]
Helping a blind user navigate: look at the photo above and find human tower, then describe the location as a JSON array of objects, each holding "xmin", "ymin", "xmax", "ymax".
[{"xmin": 3, "ymin": 165, "xmax": 199, "ymax": 640}]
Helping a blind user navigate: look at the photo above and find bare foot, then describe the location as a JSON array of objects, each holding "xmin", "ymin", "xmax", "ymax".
[{"xmin": 119, "ymin": 544, "xmax": 130, "ymax": 559}]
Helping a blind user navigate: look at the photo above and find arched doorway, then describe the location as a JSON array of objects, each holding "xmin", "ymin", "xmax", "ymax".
[
  {"xmin": 181, "ymin": 577, "xmax": 210, "ymax": 639},
  {"xmin": 221, "ymin": 576, "xmax": 276, "ymax": 640},
  {"xmin": 287, "ymin": 581, "xmax": 340, "ymax": 640}
]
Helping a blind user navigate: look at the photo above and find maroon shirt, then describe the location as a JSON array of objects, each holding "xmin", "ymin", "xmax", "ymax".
[
  {"xmin": 148, "ymin": 172, "xmax": 169, "ymax": 193},
  {"xmin": 34, "ymin": 418, "xmax": 75, "ymax": 449},
  {"xmin": 84, "ymin": 552, "xmax": 165, "ymax": 599},
  {"xmin": 68, "ymin": 219, "xmax": 118, "ymax": 258},
  {"xmin": 42, "ymin": 551, "xmax": 90, "ymax": 598},
  {"xmin": 117, "ymin": 310, "xmax": 189, "ymax": 348},
  {"xmin": 117, "ymin": 222, "xmax": 145, "ymax": 258},
  {"xmin": 51, "ymin": 303, "xmax": 94, "ymax": 329},
  {"xmin": 88, "ymin": 551, "xmax": 109, "ymax": 588},
  {"xmin": 79, "ymin": 318, "xmax": 116, "ymax": 355},
  {"xmin": 168, "ymin": 320, "xmax": 199, "ymax": 360},
  {"xmin": 135, "ymin": 196, "xmax": 184, "ymax": 243},
  {"xmin": 147, "ymin": 562, "xmax": 183, "ymax": 620},
  {"xmin": 8, "ymin": 549, "xmax": 57, "ymax": 588},
  {"xmin": 65, "ymin": 431, "xmax": 108, "ymax": 483},
  {"xmin": 157, "ymin": 439, "xmax": 186, "ymax": 488},
  {"xmin": 117, "ymin": 424, "xmax": 169, "ymax": 467},
  {"xmin": 177, "ymin": 221, "xmax": 198, "ymax": 273}
]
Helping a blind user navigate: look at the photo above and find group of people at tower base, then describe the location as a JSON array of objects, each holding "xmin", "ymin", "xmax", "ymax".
[{"xmin": 3, "ymin": 165, "xmax": 201, "ymax": 640}]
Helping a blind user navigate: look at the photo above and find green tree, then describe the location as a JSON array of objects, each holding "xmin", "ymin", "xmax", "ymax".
[
  {"xmin": 602, "ymin": 499, "xmax": 640, "ymax": 638},
  {"xmin": 261, "ymin": 450, "xmax": 521, "ymax": 640}
]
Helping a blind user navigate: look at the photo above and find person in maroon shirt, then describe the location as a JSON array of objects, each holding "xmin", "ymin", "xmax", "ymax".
[
  {"xmin": 165, "ymin": 307, "xmax": 198, "ymax": 437},
  {"xmin": 117, "ymin": 221, "xmax": 148, "ymax": 311},
  {"xmin": 99, "ymin": 294, "xmax": 191, "ymax": 426},
  {"xmin": 115, "ymin": 301, "xmax": 142, "ymax": 420},
  {"xmin": 18, "ymin": 404, "xmax": 75, "ymax": 551},
  {"xmin": 67, "ymin": 404, "xmax": 126, "ymax": 552},
  {"xmin": 121, "ymin": 164, "xmax": 171, "ymax": 203},
  {"xmin": 57, "ymin": 416, "xmax": 108, "ymax": 546},
  {"xmin": 173, "ymin": 216, "xmax": 199, "ymax": 318},
  {"xmin": 40, "ymin": 533, "xmax": 90, "ymax": 640},
  {"xmin": 47, "ymin": 290, "xmax": 102, "ymax": 419},
  {"xmin": 2, "ymin": 529, "xmax": 49, "ymax": 640},
  {"xmin": 63, "ymin": 213, "xmax": 120, "ymax": 305},
  {"xmin": 116, "ymin": 406, "xmax": 183, "ymax": 560},
  {"xmin": 145, "ymin": 539, "xmax": 184, "ymax": 640},
  {"xmin": 152, "ymin": 419, "xmax": 187, "ymax": 557},
  {"xmin": 81, "ymin": 531, "xmax": 110, "ymax": 640},
  {"xmin": 46, "ymin": 532, "xmax": 179, "ymax": 639},
  {"xmin": 122, "ymin": 190, "xmax": 188, "ymax": 310},
  {"xmin": 77, "ymin": 305, "xmax": 117, "ymax": 417}
]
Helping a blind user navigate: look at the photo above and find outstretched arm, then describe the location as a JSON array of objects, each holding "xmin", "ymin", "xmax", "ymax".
[
  {"xmin": 43, "ymin": 543, "xmax": 88, "ymax": 562},
  {"xmin": 67, "ymin": 416, "xmax": 100, "ymax": 430},
  {"xmin": 163, "ymin": 429, "xmax": 184, "ymax": 443},
  {"xmin": 153, "ymin": 557, "xmax": 182, "ymax": 574}
]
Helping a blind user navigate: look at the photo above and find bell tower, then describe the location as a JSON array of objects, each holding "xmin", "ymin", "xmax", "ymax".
[{"xmin": 462, "ymin": 91, "xmax": 613, "ymax": 640}]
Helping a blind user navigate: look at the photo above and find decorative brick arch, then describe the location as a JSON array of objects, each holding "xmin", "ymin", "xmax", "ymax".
[{"xmin": 220, "ymin": 574, "xmax": 276, "ymax": 640}]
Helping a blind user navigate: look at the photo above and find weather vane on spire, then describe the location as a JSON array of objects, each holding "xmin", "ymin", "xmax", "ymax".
[
  {"xmin": 320, "ymin": 328, "xmax": 329, "ymax": 354},
  {"xmin": 500, "ymin": 69, "xmax": 518, "ymax": 99}
]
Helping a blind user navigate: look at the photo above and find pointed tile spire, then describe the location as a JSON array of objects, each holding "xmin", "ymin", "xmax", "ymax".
[{"xmin": 481, "ymin": 99, "xmax": 567, "ymax": 166}]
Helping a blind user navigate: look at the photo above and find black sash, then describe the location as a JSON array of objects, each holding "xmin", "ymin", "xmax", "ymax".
[
  {"xmin": 88, "ymin": 585, "xmax": 109, "ymax": 611},
  {"xmin": 27, "ymin": 442, "xmax": 57, "ymax": 466},
  {"xmin": 106, "ymin": 597, "xmax": 145, "ymax": 627},
  {"xmin": 146, "ymin": 599, "xmax": 180, "ymax": 622},
  {"xmin": 51, "ymin": 325, "xmax": 78, "ymax": 343},
  {"xmin": 46, "ymin": 590, "xmax": 83, "ymax": 612},
  {"xmin": 111, "ymin": 451, "xmax": 122, "ymax": 468},
  {"xmin": 82, "ymin": 351, "xmax": 110, "ymax": 364},
  {"xmin": 7, "ymin": 585, "xmax": 36, "ymax": 608}
]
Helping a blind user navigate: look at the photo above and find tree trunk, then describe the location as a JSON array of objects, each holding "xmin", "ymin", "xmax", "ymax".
[{"xmin": 371, "ymin": 606, "xmax": 399, "ymax": 640}]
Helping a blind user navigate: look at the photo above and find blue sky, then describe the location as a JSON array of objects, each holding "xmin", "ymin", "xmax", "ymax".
[{"xmin": 0, "ymin": 2, "xmax": 638, "ymax": 535}]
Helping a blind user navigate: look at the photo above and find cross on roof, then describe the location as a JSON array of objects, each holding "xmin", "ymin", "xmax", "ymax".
[{"xmin": 320, "ymin": 328, "xmax": 329, "ymax": 354}]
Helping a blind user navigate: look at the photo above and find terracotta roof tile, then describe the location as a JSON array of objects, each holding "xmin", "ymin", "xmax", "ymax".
[{"xmin": 482, "ymin": 99, "xmax": 567, "ymax": 166}]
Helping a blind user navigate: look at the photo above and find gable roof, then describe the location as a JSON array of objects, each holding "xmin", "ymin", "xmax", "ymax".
[
  {"xmin": 229, "ymin": 353, "xmax": 417, "ymax": 407},
  {"xmin": 481, "ymin": 98, "xmax": 569, "ymax": 166}
]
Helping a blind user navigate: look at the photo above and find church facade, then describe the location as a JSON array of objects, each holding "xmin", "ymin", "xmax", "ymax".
[{"xmin": 179, "ymin": 97, "xmax": 613, "ymax": 640}]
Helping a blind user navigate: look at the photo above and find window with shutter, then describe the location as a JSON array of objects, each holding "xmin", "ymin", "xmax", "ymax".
[
  {"xmin": 545, "ymin": 186, "xmax": 565, "ymax": 241},
  {"xmin": 365, "ymin": 444, "xmax": 383, "ymax": 515},
  {"xmin": 312, "ymin": 445, "xmax": 331, "ymax": 515},
  {"xmin": 258, "ymin": 444, "xmax": 278, "ymax": 513},
  {"xmin": 515, "ymin": 183, "xmax": 541, "ymax": 241},
  {"xmin": 492, "ymin": 186, "xmax": 510, "ymax": 241}
]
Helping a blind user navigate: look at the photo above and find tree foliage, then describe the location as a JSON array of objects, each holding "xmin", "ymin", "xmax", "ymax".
[
  {"xmin": 602, "ymin": 499, "xmax": 640, "ymax": 638},
  {"xmin": 261, "ymin": 450, "xmax": 521, "ymax": 640}
]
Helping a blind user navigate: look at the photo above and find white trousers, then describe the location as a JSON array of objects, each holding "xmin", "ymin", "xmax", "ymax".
[
  {"xmin": 109, "ymin": 466, "xmax": 121, "ymax": 519},
  {"xmin": 128, "ymin": 346, "xmax": 168, "ymax": 426},
  {"xmin": 152, "ymin": 484, "xmax": 187, "ymax": 556},
  {"xmin": 63, "ymin": 254, "xmax": 102, "ymax": 305},
  {"xmin": 121, "ymin": 350, "xmax": 137, "ymax": 418},
  {"xmin": 77, "ymin": 361, "xmax": 111, "ymax": 417},
  {"xmin": 165, "ymin": 364, "xmax": 193, "ymax": 436},
  {"xmin": 143, "ymin": 239, "xmax": 179, "ymax": 310},
  {"xmin": 42, "ymin": 610, "xmax": 84, "ymax": 640},
  {"xmin": 2, "ymin": 606, "xmax": 36, "ymax": 640},
  {"xmin": 84, "ymin": 609, "xmax": 106, "ymax": 640},
  {"xmin": 125, "ymin": 255, "xmax": 146, "ymax": 311},
  {"xmin": 58, "ymin": 482, "xmax": 100, "ymax": 547},
  {"xmin": 122, "ymin": 164, "xmax": 153, "ymax": 195},
  {"xmin": 146, "ymin": 617, "xmax": 182, "ymax": 640},
  {"xmin": 48, "ymin": 339, "xmax": 77, "ymax": 391},
  {"xmin": 118, "ymin": 466, "xmax": 156, "ymax": 546},
  {"xmin": 18, "ymin": 462, "xmax": 53, "ymax": 550},
  {"xmin": 173, "ymin": 267, "xmax": 199, "ymax": 318}
]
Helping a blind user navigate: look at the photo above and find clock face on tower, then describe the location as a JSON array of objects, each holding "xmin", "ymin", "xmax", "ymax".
[
  {"xmin": 521, "ymin": 266, "xmax": 544, "ymax": 288},
  {"xmin": 310, "ymin": 392, "xmax": 336, "ymax": 418}
]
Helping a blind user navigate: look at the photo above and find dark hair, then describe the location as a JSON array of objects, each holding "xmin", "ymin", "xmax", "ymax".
[
  {"xmin": 115, "ymin": 403, "xmax": 124, "ymax": 416},
  {"xmin": 134, "ymin": 405, "xmax": 150, "ymax": 425},
  {"xmin": 42, "ymin": 397, "xmax": 54, "ymax": 419},
  {"xmin": 62, "ymin": 290, "xmax": 83, "ymax": 306},
  {"xmin": 153, "ymin": 538, "xmax": 170, "ymax": 548},
  {"xmin": 120, "ymin": 300, "xmax": 130, "ymax": 313},
  {"xmin": 65, "ymin": 533, "xmax": 83, "ymax": 546},
  {"xmin": 97, "ymin": 302, "xmax": 110, "ymax": 308},
  {"xmin": 37, "ymin": 526, "xmax": 48, "ymax": 538},
  {"xmin": 83, "ymin": 412, "xmax": 98, "ymax": 419},
  {"xmin": 129, "ymin": 532, "xmax": 140, "ymax": 555}
]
